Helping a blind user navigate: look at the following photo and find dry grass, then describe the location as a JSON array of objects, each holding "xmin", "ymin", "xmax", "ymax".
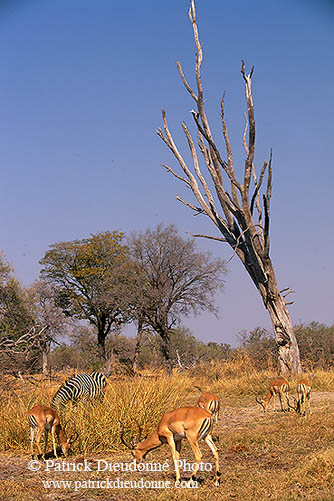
[{"xmin": 1, "ymin": 362, "xmax": 334, "ymax": 500}]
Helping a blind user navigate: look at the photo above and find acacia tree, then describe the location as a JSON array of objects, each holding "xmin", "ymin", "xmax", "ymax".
[
  {"xmin": 40, "ymin": 231, "xmax": 136, "ymax": 361},
  {"xmin": 157, "ymin": 1, "xmax": 301, "ymax": 373},
  {"xmin": 128, "ymin": 224, "xmax": 226, "ymax": 374}
]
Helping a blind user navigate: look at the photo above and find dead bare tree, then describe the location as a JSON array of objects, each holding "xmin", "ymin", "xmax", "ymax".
[
  {"xmin": 0, "ymin": 325, "xmax": 53, "ymax": 375},
  {"xmin": 157, "ymin": 0, "xmax": 301, "ymax": 374}
]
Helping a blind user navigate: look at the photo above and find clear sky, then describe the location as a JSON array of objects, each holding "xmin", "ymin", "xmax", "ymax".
[{"xmin": 0, "ymin": 0, "xmax": 333, "ymax": 346}]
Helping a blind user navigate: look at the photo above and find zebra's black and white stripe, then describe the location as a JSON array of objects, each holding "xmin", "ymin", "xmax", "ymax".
[{"xmin": 51, "ymin": 372, "xmax": 107, "ymax": 408}]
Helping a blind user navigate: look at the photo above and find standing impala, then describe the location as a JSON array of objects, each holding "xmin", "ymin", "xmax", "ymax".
[
  {"xmin": 28, "ymin": 405, "xmax": 77, "ymax": 459},
  {"xmin": 121, "ymin": 406, "xmax": 220, "ymax": 486},
  {"xmin": 196, "ymin": 392, "xmax": 220, "ymax": 423},
  {"xmin": 288, "ymin": 379, "xmax": 311, "ymax": 416},
  {"xmin": 256, "ymin": 378, "xmax": 290, "ymax": 412}
]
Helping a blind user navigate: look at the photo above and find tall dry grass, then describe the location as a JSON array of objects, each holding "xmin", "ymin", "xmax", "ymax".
[
  {"xmin": 0, "ymin": 374, "xmax": 194, "ymax": 454},
  {"xmin": 1, "ymin": 357, "xmax": 334, "ymax": 455}
]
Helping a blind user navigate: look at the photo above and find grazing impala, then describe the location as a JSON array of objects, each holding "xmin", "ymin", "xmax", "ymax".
[
  {"xmin": 121, "ymin": 406, "xmax": 220, "ymax": 486},
  {"xmin": 28, "ymin": 405, "xmax": 77, "ymax": 459},
  {"xmin": 196, "ymin": 392, "xmax": 220, "ymax": 423},
  {"xmin": 288, "ymin": 379, "xmax": 311, "ymax": 416},
  {"xmin": 256, "ymin": 378, "xmax": 290, "ymax": 412}
]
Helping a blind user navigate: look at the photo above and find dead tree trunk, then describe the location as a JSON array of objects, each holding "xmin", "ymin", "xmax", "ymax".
[{"xmin": 157, "ymin": 0, "xmax": 301, "ymax": 374}]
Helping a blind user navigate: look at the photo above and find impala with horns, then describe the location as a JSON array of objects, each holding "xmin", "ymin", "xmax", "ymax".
[
  {"xmin": 121, "ymin": 406, "xmax": 220, "ymax": 486},
  {"xmin": 28, "ymin": 405, "xmax": 77, "ymax": 459},
  {"xmin": 196, "ymin": 391, "xmax": 220, "ymax": 423},
  {"xmin": 288, "ymin": 379, "xmax": 311, "ymax": 416},
  {"xmin": 256, "ymin": 378, "xmax": 290, "ymax": 412}
]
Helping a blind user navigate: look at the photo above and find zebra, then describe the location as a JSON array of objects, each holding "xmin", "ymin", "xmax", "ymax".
[{"xmin": 51, "ymin": 372, "xmax": 107, "ymax": 408}]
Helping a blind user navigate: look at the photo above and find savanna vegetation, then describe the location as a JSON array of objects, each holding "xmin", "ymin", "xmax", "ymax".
[
  {"xmin": 1, "ymin": 356, "xmax": 334, "ymax": 501},
  {"xmin": 1, "ymin": 225, "xmax": 333, "ymax": 500}
]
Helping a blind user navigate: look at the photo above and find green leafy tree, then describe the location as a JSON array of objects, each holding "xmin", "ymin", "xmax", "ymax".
[{"xmin": 40, "ymin": 231, "xmax": 136, "ymax": 360}]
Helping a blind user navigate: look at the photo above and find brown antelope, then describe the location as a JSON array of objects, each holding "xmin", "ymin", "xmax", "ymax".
[
  {"xmin": 28, "ymin": 405, "xmax": 77, "ymax": 459},
  {"xmin": 196, "ymin": 392, "xmax": 220, "ymax": 423},
  {"xmin": 288, "ymin": 379, "xmax": 311, "ymax": 416},
  {"xmin": 121, "ymin": 406, "xmax": 220, "ymax": 486},
  {"xmin": 256, "ymin": 378, "xmax": 290, "ymax": 412}
]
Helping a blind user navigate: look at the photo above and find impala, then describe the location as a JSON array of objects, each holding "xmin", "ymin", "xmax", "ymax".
[
  {"xmin": 256, "ymin": 378, "xmax": 290, "ymax": 412},
  {"xmin": 196, "ymin": 392, "xmax": 220, "ymax": 423},
  {"xmin": 288, "ymin": 379, "xmax": 311, "ymax": 416},
  {"xmin": 28, "ymin": 405, "xmax": 77, "ymax": 459},
  {"xmin": 121, "ymin": 406, "xmax": 220, "ymax": 486}
]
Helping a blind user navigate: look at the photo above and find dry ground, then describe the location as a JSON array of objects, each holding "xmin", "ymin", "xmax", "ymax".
[{"xmin": 1, "ymin": 391, "xmax": 334, "ymax": 501}]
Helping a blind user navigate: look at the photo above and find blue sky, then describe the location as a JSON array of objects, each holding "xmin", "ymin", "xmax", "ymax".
[{"xmin": 0, "ymin": 0, "xmax": 333, "ymax": 345}]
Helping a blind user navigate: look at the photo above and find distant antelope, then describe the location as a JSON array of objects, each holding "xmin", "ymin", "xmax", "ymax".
[
  {"xmin": 256, "ymin": 378, "xmax": 290, "ymax": 412},
  {"xmin": 196, "ymin": 392, "xmax": 220, "ymax": 423},
  {"xmin": 28, "ymin": 405, "xmax": 77, "ymax": 459},
  {"xmin": 288, "ymin": 379, "xmax": 311, "ymax": 416},
  {"xmin": 121, "ymin": 406, "xmax": 220, "ymax": 486}
]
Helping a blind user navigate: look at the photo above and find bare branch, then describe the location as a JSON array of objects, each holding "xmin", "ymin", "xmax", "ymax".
[
  {"xmin": 281, "ymin": 289, "xmax": 296, "ymax": 298},
  {"xmin": 177, "ymin": 61, "xmax": 198, "ymax": 102},
  {"xmin": 191, "ymin": 111, "xmax": 242, "ymax": 193},
  {"xmin": 263, "ymin": 194, "xmax": 270, "ymax": 256},
  {"xmin": 186, "ymin": 233, "xmax": 228, "ymax": 243},
  {"xmin": 176, "ymin": 195, "xmax": 204, "ymax": 213},
  {"xmin": 221, "ymin": 94, "xmax": 240, "ymax": 206},
  {"xmin": 241, "ymin": 61, "xmax": 255, "ymax": 191},
  {"xmin": 159, "ymin": 109, "xmax": 214, "ymax": 219},
  {"xmin": 181, "ymin": 121, "xmax": 215, "ymax": 207},
  {"xmin": 162, "ymin": 164, "xmax": 191, "ymax": 186},
  {"xmin": 266, "ymin": 149, "xmax": 273, "ymax": 200}
]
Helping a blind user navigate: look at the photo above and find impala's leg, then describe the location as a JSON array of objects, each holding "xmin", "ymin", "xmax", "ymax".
[
  {"xmin": 51, "ymin": 426, "xmax": 58, "ymax": 459},
  {"xmin": 166, "ymin": 435, "xmax": 181, "ymax": 482},
  {"xmin": 306, "ymin": 391, "xmax": 311, "ymax": 414},
  {"xmin": 44, "ymin": 429, "xmax": 48, "ymax": 459},
  {"xmin": 271, "ymin": 392, "xmax": 276, "ymax": 411},
  {"xmin": 301, "ymin": 393, "xmax": 306, "ymax": 416},
  {"xmin": 36, "ymin": 428, "xmax": 43, "ymax": 458},
  {"xmin": 175, "ymin": 439, "xmax": 182, "ymax": 461},
  {"xmin": 30, "ymin": 427, "xmax": 35, "ymax": 458},
  {"xmin": 205, "ymin": 433, "xmax": 221, "ymax": 486},
  {"xmin": 284, "ymin": 390, "xmax": 290, "ymax": 412},
  {"xmin": 278, "ymin": 391, "xmax": 284, "ymax": 411},
  {"xmin": 186, "ymin": 433, "xmax": 202, "ymax": 484}
]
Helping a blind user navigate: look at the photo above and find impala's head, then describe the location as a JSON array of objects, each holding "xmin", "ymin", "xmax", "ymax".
[
  {"xmin": 255, "ymin": 396, "xmax": 267, "ymax": 412},
  {"xmin": 59, "ymin": 423, "xmax": 78, "ymax": 457},
  {"xmin": 61, "ymin": 439, "xmax": 71, "ymax": 457},
  {"xmin": 120, "ymin": 421, "xmax": 146, "ymax": 461},
  {"xmin": 287, "ymin": 396, "xmax": 301, "ymax": 414},
  {"xmin": 132, "ymin": 445, "xmax": 147, "ymax": 462}
]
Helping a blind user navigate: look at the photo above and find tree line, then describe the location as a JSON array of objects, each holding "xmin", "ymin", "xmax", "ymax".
[
  {"xmin": 49, "ymin": 323, "xmax": 334, "ymax": 374},
  {"xmin": 0, "ymin": 224, "xmax": 226, "ymax": 375},
  {"xmin": 1, "ymin": 223, "xmax": 332, "ymax": 376}
]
